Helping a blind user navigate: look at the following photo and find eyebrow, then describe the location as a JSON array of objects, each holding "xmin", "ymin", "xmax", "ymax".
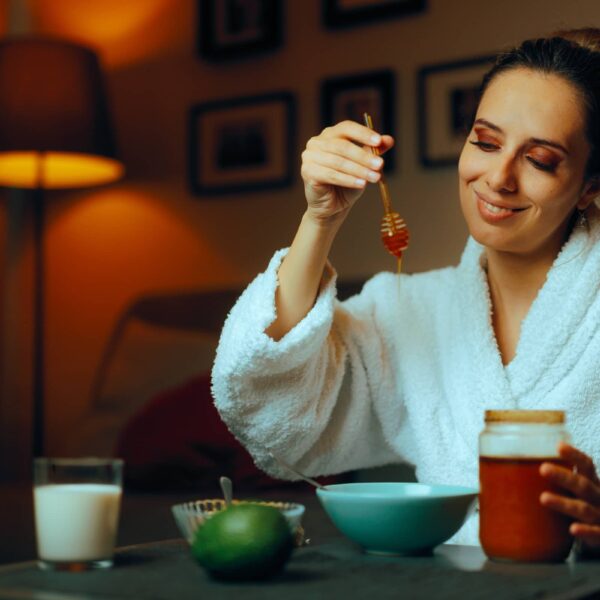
[{"xmin": 473, "ymin": 118, "xmax": 569, "ymax": 155}]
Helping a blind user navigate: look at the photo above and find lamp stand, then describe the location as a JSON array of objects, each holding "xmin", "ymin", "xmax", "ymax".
[
  {"xmin": 0, "ymin": 39, "xmax": 125, "ymax": 463},
  {"xmin": 32, "ymin": 175, "xmax": 45, "ymax": 457}
]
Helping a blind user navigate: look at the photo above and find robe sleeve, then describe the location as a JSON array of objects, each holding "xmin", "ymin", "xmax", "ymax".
[{"xmin": 211, "ymin": 248, "xmax": 401, "ymax": 480}]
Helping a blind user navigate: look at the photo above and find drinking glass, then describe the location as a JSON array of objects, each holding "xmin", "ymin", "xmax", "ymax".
[{"xmin": 33, "ymin": 457, "xmax": 123, "ymax": 571}]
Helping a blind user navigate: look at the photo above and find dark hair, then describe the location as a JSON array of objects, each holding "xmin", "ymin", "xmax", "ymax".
[{"xmin": 480, "ymin": 28, "xmax": 600, "ymax": 179}]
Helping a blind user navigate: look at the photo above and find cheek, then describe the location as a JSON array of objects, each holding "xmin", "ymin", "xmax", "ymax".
[
  {"xmin": 522, "ymin": 178, "xmax": 579, "ymax": 216},
  {"xmin": 458, "ymin": 144, "xmax": 481, "ymax": 185}
]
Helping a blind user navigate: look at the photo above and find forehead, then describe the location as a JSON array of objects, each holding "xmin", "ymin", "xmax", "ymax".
[{"xmin": 477, "ymin": 68, "xmax": 587, "ymax": 145}]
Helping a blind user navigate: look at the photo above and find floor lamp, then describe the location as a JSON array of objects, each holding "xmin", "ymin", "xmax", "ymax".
[{"xmin": 0, "ymin": 37, "xmax": 125, "ymax": 458}]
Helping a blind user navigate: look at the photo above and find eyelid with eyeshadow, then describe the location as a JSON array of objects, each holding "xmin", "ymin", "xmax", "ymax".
[
  {"xmin": 526, "ymin": 151, "xmax": 561, "ymax": 172},
  {"xmin": 470, "ymin": 130, "xmax": 562, "ymax": 170},
  {"xmin": 473, "ymin": 119, "xmax": 570, "ymax": 155},
  {"xmin": 472, "ymin": 125, "xmax": 567, "ymax": 158},
  {"xmin": 527, "ymin": 147, "xmax": 561, "ymax": 163}
]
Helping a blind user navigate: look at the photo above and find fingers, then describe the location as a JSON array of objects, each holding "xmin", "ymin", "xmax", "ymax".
[
  {"xmin": 378, "ymin": 135, "xmax": 395, "ymax": 156},
  {"xmin": 302, "ymin": 163, "xmax": 369, "ymax": 190},
  {"xmin": 300, "ymin": 121, "xmax": 395, "ymax": 205},
  {"xmin": 327, "ymin": 122, "xmax": 394, "ymax": 156},
  {"xmin": 302, "ymin": 124, "xmax": 387, "ymax": 190},
  {"xmin": 543, "ymin": 496, "xmax": 600, "ymax": 551},
  {"xmin": 542, "ymin": 491, "xmax": 600, "ymax": 549},
  {"xmin": 571, "ymin": 522, "xmax": 600, "ymax": 539},
  {"xmin": 314, "ymin": 120, "xmax": 394, "ymax": 166},
  {"xmin": 541, "ymin": 491, "xmax": 600, "ymax": 524},
  {"xmin": 540, "ymin": 462, "xmax": 600, "ymax": 506},
  {"xmin": 540, "ymin": 444, "xmax": 600, "ymax": 551},
  {"xmin": 558, "ymin": 442, "xmax": 599, "ymax": 482},
  {"xmin": 307, "ymin": 139, "xmax": 382, "ymax": 181},
  {"xmin": 571, "ymin": 523, "xmax": 600, "ymax": 552},
  {"xmin": 322, "ymin": 120, "xmax": 384, "ymax": 147},
  {"xmin": 540, "ymin": 443, "xmax": 600, "ymax": 506}
]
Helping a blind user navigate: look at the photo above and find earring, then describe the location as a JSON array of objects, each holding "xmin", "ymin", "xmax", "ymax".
[{"xmin": 576, "ymin": 209, "xmax": 588, "ymax": 229}]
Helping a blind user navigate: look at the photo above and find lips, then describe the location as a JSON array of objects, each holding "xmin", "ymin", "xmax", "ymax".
[{"xmin": 475, "ymin": 191, "xmax": 528, "ymax": 223}]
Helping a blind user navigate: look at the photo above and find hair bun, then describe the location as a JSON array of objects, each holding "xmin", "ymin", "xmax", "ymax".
[{"xmin": 553, "ymin": 27, "xmax": 600, "ymax": 53}]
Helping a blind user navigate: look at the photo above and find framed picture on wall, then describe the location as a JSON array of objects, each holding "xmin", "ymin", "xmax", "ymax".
[
  {"xmin": 188, "ymin": 92, "xmax": 295, "ymax": 195},
  {"xmin": 417, "ymin": 55, "xmax": 496, "ymax": 168},
  {"xmin": 321, "ymin": 69, "xmax": 396, "ymax": 172},
  {"xmin": 197, "ymin": 0, "xmax": 283, "ymax": 61},
  {"xmin": 323, "ymin": 0, "xmax": 426, "ymax": 29}
]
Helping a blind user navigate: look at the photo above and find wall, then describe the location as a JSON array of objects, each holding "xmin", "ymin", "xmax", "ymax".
[{"xmin": 2, "ymin": 0, "xmax": 600, "ymax": 470}]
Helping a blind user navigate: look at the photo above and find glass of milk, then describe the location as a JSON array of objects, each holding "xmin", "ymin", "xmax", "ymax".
[{"xmin": 33, "ymin": 457, "xmax": 124, "ymax": 571}]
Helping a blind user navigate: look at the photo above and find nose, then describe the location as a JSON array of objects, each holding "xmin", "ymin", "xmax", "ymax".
[{"xmin": 486, "ymin": 154, "xmax": 517, "ymax": 193}]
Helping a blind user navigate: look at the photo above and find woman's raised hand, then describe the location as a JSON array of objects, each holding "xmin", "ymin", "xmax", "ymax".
[
  {"xmin": 540, "ymin": 442, "xmax": 600, "ymax": 557},
  {"xmin": 265, "ymin": 121, "xmax": 393, "ymax": 340},
  {"xmin": 300, "ymin": 120, "xmax": 394, "ymax": 225}
]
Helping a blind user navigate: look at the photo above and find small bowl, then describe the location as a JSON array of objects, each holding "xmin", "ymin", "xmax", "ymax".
[
  {"xmin": 171, "ymin": 499, "xmax": 306, "ymax": 546},
  {"xmin": 316, "ymin": 482, "xmax": 478, "ymax": 555}
]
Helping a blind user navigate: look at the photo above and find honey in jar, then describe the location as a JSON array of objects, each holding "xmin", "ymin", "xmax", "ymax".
[{"xmin": 479, "ymin": 410, "xmax": 573, "ymax": 562}]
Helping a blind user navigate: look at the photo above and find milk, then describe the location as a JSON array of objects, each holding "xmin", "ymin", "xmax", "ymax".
[{"xmin": 34, "ymin": 484, "xmax": 122, "ymax": 562}]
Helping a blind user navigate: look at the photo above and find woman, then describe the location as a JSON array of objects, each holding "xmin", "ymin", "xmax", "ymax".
[{"xmin": 212, "ymin": 29, "xmax": 600, "ymax": 550}]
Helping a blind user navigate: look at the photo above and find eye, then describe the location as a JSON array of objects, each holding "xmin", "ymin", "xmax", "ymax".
[
  {"xmin": 469, "ymin": 140, "xmax": 498, "ymax": 151},
  {"xmin": 526, "ymin": 156, "xmax": 556, "ymax": 173},
  {"xmin": 525, "ymin": 149, "xmax": 560, "ymax": 173}
]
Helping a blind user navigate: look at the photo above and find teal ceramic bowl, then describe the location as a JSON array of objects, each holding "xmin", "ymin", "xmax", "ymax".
[{"xmin": 316, "ymin": 482, "xmax": 478, "ymax": 555}]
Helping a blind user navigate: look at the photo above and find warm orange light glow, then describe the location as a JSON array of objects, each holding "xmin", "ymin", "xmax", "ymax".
[
  {"xmin": 50, "ymin": 187, "xmax": 238, "ymax": 277},
  {"xmin": 30, "ymin": 0, "xmax": 192, "ymax": 68},
  {"xmin": 0, "ymin": 151, "xmax": 124, "ymax": 189},
  {"xmin": 48, "ymin": 186, "xmax": 242, "ymax": 289}
]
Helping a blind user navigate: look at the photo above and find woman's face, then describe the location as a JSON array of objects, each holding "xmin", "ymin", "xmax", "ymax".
[{"xmin": 458, "ymin": 67, "xmax": 596, "ymax": 259}]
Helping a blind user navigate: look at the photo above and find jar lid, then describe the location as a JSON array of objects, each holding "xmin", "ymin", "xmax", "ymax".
[{"xmin": 484, "ymin": 410, "xmax": 565, "ymax": 424}]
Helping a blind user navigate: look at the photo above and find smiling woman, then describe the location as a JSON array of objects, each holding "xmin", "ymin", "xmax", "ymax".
[
  {"xmin": 210, "ymin": 28, "xmax": 600, "ymax": 557},
  {"xmin": 458, "ymin": 70, "xmax": 595, "ymax": 260}
]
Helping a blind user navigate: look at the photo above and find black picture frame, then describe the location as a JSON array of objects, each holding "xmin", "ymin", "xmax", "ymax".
[
  {"xmin": 417, "ymin": 55, "xmax": 496, "ymax": 168},
  {"xmin": 188, "ymin": 92, "xmax": 295, "ymax": 196},
  {"xmin": 323, "ymin": 0, "xmax": 426, "ymax": 29},
  {"xmin": 197, "ymin": 0, "xmax": 283, "ymax": 62},
  {"xmin": 321, "ymin": 69, "xmax": 396, "ymax": 172}
]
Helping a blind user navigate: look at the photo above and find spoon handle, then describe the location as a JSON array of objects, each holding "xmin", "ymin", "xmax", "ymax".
[
  {"xmin": 219, "ymin": 476, "xmax": 233, "ymax": 506},
  {"xmin": 268, "ymin": 451, "xmax": 327, "ymax": 490}
]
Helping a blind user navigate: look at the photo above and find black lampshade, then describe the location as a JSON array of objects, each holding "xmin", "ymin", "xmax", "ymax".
[{"xmin": 0, "ymin": 36, "xmax": 124, "ymax": 189}]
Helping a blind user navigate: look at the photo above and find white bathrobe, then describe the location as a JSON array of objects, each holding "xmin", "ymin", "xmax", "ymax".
[{"xmin": 211, "ymin": 209, "xmax": 600, "ymax": 545}]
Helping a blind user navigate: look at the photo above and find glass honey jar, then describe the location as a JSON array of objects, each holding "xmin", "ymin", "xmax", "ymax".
[{"xmin": 479, "ymin": 410, "xmax": 573, "ymax": 562}]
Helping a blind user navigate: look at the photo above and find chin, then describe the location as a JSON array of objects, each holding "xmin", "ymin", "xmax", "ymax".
[{"xmin": 466, "ymin": 220, "xmax": 518, "ymax": 254}]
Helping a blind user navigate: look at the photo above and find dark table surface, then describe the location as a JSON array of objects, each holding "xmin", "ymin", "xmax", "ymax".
[
  {"xmin": 2, "ymin": 538, "xmax": 600, "ymax": 600},
  {"xmin": 2, "ymin": 491, "xmax": 600, "ymax": 600}
]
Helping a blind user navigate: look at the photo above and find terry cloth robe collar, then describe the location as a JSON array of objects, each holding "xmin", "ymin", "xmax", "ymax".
[
  {"xmin": 456, "ymin": 207, "xmax": 600, "ymax": 417},
  {"xmin": 448, "ymin": 236, "xmax": 514, "ymax": 453}
]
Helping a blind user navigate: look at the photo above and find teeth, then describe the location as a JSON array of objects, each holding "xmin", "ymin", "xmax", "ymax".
[{"xmin": 484, "ymin": 201, "xmax": 513, "ymax": 214}]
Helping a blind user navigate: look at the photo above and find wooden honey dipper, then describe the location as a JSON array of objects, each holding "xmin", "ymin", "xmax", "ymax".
[{"xmin": 363, "ymin": 113, "xmax": 409, "ymax": 273}]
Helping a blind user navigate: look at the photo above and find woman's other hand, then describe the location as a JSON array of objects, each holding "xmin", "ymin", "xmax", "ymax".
[
  {"xmin": 540, "ymin": 442, "xmax": 600, "ymax": 557},
  {"xmin": 301, "ymin": 120, "xmax": 394, "ymax": 225}
]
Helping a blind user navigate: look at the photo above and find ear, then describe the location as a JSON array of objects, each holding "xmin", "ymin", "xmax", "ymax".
[{"xmin": 578, "ymin": 176, "xmax": 600, "ymax": 210}]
